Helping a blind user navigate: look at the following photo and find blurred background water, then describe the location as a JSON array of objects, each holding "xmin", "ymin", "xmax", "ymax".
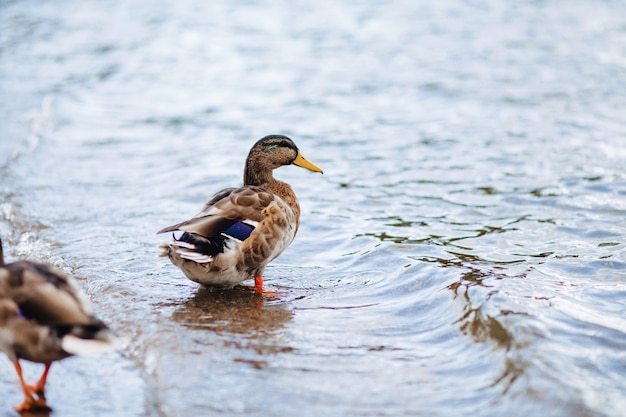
[{"xmin": 1, "ymin": 0, "xmax": 625, "ymax": 416}]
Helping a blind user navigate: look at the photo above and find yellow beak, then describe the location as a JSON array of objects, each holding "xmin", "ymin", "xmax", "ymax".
[{"xmin": 293, "ymin": 151, "xmax": 324, "ymax": 174}]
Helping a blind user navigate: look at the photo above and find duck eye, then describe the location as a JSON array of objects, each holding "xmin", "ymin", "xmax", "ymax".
[{"xmin": 261, "ymin": 144, "xmax": 278, "ymax": 153}]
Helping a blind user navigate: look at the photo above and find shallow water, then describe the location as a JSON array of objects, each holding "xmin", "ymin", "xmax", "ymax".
[{"xmin": 1, "ymin": 0, "xmax": 626, "ymax": 416}]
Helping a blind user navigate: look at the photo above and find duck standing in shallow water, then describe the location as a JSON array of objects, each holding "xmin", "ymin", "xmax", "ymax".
[
  {"xmin": 158, "ymin": 135, "xmax": 323, "ymax": 293},
  {"xmin": 0, "ymin": 239, "xmax": 114, "ymax": 413}
]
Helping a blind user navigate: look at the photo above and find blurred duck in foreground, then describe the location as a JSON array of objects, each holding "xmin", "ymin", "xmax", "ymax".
[
  {"xmin": 0, "ymin": 238, "xmax": 114, "ymax": 413},
  {"xmin": 158, "ymin": 135, "xmax": 323, "ymax": 294}
]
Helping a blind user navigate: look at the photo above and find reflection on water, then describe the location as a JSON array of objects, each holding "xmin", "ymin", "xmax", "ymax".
[
  {"xmin": 172, "ymin": 286, "xmax": 293, "ymax": 339},
  {"xmin": 13, "ymin": 410, "xmax": 51, "ymax": 417},
  {"xmin": 170, "ymin": 286, "xmax": 293, "ymax": 369}
]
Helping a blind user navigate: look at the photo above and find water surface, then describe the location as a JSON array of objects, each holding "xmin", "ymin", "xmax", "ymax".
[{"xmin": 1, "ymin": 1, "xmax": 625, "ymax": 416}]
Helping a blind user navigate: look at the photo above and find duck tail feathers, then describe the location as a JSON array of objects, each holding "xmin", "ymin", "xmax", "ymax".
[{"xmin": 61, "ymin": 334, "xmax": 116, "ymax": 355}]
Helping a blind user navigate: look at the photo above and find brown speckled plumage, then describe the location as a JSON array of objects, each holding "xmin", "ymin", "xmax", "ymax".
[{"xmin": 158, "ymin": 135, "xmax": 323, "ymax": 291}]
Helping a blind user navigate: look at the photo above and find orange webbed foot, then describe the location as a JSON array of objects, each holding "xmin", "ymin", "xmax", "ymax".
[{"xmin": 15, "ymin": 397, "xmax": 52, "ymax": 413}]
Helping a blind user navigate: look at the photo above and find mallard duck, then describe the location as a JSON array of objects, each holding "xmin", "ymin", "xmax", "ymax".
[
  {"xmin": 158, "ymin": 135, "xmax": 323, "ymax": 293},
  {"xmin": 0, "ymin": 238, "xmax": 114, "ymax": 413}
]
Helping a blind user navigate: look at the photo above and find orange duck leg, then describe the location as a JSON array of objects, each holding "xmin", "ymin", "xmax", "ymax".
[
  {"xmin": 254, "ymin": 276, "xmax": 279, "ymax": 297},
  {"xmin": 13, "ymin": 360, "xmax": 52, "ymax": 413}
]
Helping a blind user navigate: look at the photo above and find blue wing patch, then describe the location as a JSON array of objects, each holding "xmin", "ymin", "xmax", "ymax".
[{"xmin": 222, "ymin": 221, "xmax": 255, "ymax": 241}]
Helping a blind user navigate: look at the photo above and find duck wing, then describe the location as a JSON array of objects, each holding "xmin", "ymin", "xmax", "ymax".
[
  {"xmin": 157, "ymin": 186, "xmax": 274, "ymax": 237},
  {"xmin": 0, "ymin": 261, "xmax": 94, "ymax": 326},
  {"xmin": 1, "ymin": 260, "xmax": 114, "ymax": 360},
  {"xmin": 158, "ymin": 186, "xmax": 287, "ymax": 264}
]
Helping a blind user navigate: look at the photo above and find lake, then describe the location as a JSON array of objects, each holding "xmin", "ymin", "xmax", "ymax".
[{"xmin": 1, "ymin": 1, "xmax": 625, "ymax": 416}]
